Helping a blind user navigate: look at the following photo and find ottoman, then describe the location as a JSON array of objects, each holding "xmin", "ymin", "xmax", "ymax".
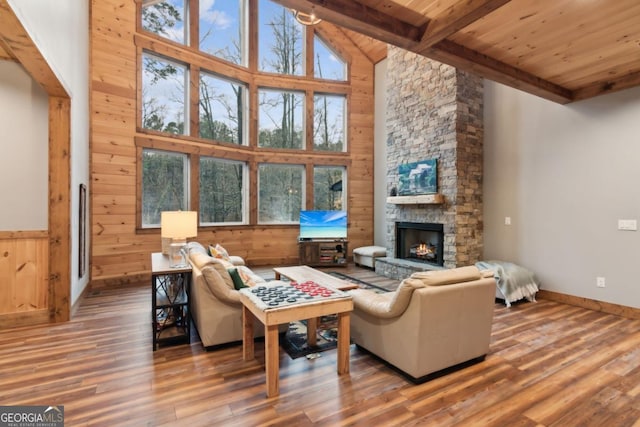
[{"xmin": 353, "ymin": 246, "xmax": 387, "ymax": 268}]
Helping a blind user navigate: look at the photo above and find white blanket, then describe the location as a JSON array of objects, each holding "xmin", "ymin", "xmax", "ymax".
[{"xmin": 475, "ymin": 260, "xmax": 539, "ymax": 307}]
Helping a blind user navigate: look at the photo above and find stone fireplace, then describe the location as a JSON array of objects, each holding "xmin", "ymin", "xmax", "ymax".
[{"xmin": 375, "ymin": 47, "xmax": 484, "ymax": 280}]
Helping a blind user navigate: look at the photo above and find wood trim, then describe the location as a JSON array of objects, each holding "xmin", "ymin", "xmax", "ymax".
[
  {"xmin": 0, "ymin": 0, "xmax": 68, "ymax": 97},
  {"xmin": 0, "ymin": 230, "xmax": 49, "ymax": 239},
  {"xmin": 573, "ymin": 70, "xmax": 640, "ymax": 101},
  {"xmin": 49, "ymin": 97, "xmax": 71, "ymax": 323},
  {"xmin": 387, "ymin": 194, "xmax": 445, "ymax": 205},
  {"xmin": 538, "ymin": 290, "xmax": 640, "ymax": 320},
  {"xmin": 0, "ymin": 309, "xmax": 50, "ymax": 329},
  {"xmin": 189, "ymin": 65, "xmax": 200, "ymax": 137},
  {"xmin": 0, "ymin": 2, "xmax": 71, "ymax": 325}
]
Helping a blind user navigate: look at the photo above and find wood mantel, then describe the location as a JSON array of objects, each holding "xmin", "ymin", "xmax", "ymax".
[{"xmin": 387, "ymin": 194, "xmax": 445, "ymax": 205}]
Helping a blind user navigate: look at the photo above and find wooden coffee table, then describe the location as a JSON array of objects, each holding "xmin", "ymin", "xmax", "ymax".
[
  {"xmin": 274, "ymin": 265, "xmax": 360, "ymax": 291},
  {"xmin": 273, "ymin": 265, "xmax": 359, "ymax": 346},
  {"xmin": 240, "ymin": 284, "xmax": 353, "ymax": 398}
]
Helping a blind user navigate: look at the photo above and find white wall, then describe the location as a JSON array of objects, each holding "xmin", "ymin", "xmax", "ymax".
[
  {"xmin": 374, "ymin": 59, "xmax": 388, "ymax": 247},
  {"xmin": 484, "ymin": 81, "xmax": 640, "ymax": 308},
  {"xmin": 0, "ymin": 61, "xmax": 49, "ymax": 229},
  {"xmin": 7, "ymin": 0, "xmax": 90, "ymax": 304}
]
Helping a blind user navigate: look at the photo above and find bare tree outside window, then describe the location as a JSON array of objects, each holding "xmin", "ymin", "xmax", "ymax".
[
  {"xmin": 142, "ymin": 53, "xmax": 188, "ymax": 135},
  {"xmin": 142, "ymin": 149, "xmax": 188, "ymax": 227},
  {"xmin": 199, "ymin": 0, "xmax": 246, "ymax": 66},
  {"xmin": 199, "ymin": 72, "xmax": 246, "ymax": 144},
  {"xmin": 200, "ymin": 157, "xmax": 246, "ymax": 224},
  {"xmin": 258, "ymin": 164, "xmax": 304, "ymax": 223},
  {"xmin": 258, "ymin": 0, "xmax": 304, "ymax": 76},
  {"xmin": 314, "ymin": 36, "xmax": 346, "ymax": 81},
  {"xmin": 314, "ymin": 166, "xmax": 345, "ymax": 210},
  {"xmin": 258, "ymin": 89, "xmax": 304, "ymax": 149},
  {"xmin": 313, "ymin": 94, "xmax": 346, "ymax": 152}
]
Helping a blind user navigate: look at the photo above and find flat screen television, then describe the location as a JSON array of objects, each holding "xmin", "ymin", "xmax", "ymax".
[{"xmin": 299, "ymin": 210, "xmax": 347, "ymax": 240}]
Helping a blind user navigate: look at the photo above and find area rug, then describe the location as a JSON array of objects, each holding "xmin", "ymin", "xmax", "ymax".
[
  {"xmin": 281, "ymin": 316, "xmax": 338, "ymax": 359},
  {"xmin": 280, "ymin": 273, "xmax": 390, "ymax": 359}
]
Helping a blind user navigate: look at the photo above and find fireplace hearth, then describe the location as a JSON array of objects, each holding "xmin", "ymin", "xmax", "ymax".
[{"xmin": 395, "ymin": 222, "xmax": 444, "ymax": 266}]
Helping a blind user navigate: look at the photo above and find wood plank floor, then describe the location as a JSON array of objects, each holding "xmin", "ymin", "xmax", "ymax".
[{"xmin": 2, "ymin": 266, "xmax": 640, "ymax": 426}]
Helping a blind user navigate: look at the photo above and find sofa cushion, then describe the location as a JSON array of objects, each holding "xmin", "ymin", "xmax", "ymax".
[
  {"xmin": 350, "ymin": 277, "xmax": 424, "ymax": 319},
  {"xmin": 201, "ymin": 266, "xmax": 241, "ymax": 305},
  {"xmin": 410, "ymin": 266, "xmax": 481, "ymax": 286}
]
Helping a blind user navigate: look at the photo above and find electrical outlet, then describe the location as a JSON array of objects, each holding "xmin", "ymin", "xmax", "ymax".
[
  {"xmin": 504, "ymin": 217, "xmax": 511, "ymax": 225},
  {"xmin": 596, "ymin": 277, "xmax": 606, "ymax": 288},
  {"xmin": 618, "ymin": 219, "xmax": 637, "ymax": 231}
]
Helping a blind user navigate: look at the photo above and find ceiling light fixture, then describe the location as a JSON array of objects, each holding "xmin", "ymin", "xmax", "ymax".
[{"xmin": 291, "ymin": 8, "xmax": 322, "ymax": 26}]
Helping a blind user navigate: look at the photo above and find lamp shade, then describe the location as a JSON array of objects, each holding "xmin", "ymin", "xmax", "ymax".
[{"xmin": 161, "ymin": 211, "xmax": 197, "ymax": 239}]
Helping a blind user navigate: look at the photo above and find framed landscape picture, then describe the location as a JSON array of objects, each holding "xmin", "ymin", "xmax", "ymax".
[{"xmin": 398, "ymin": 159, "xmax": 437, "ymax": 196}]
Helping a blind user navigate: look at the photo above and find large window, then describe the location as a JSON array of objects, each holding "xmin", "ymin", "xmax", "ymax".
[
  {"xmin": 200, "ymin": 157, "xmax": 247, "ymax": 225},
  {"xmin": 258, "ymin": 164, "xmax": 304, "ymax": 223},
  {"xmin": 258, "ymin": 0, "xmax": 304, "ymax": 76},
  {"xmin": 199, "ymin": 72, "xmax": 247, "ymax": 144},
  {"xmin": 142, "ymin": 149, "xmax": 189, "ymax": 227},
  {"xmin": 314, "ymin": 166, "xmax": 345, "ymax": 210},
  {"xmin": 199, "ymin": 0, "xmax": 247, "ymax": 66},
  {"xmin": 314, "ymin": 36, "xmax": 346, "ymax": 81},
  {"xmin": 141, "ymin": 52, "xmax": 188, "ymax": 135},
  {"xmin": 137, "ymin": 0, "xmax": 352, "ymax": 227},
  {"xmin": 313, "ymin": 94, "xmax": 346, "ymax": 152},
  {"xmin": 258, "ymin": 89, "xmax": 304, "ymax": 149}
]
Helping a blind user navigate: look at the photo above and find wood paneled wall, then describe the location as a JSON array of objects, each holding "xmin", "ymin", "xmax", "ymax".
[
  {"xmin": 90, "ymin": 0, "xmax": 376, "ymax": 284},
  {"xmin": 0, "ymin": 232, "xmax": 50, "ymax": 327}
]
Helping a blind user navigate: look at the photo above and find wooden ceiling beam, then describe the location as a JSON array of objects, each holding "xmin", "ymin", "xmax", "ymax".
[
  {"xmin": 573, "ymin": 70, "xmax": 640, "ymax": 101},
  {"xmin": 428, "ymin": 40, "xmax": 574, "ymax": 104},
  {"xmin": 416, "ymin": 0, "xmax": 514, "ymax": 51},
  {"xmin": 0, "ymin": 0, "xmax": 68, "ymax": 97},
  {"xmin": 270, "ymin": 0, "xmax": 425, "ymax": 50}
]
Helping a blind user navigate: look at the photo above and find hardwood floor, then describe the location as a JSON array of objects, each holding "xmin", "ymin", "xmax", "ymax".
[{"xmin": 2, "ymin": 266, "xmax": 640, "ymax": 426}]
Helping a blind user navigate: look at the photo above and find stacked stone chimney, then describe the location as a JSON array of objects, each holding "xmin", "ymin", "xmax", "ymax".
[{"xmin": 385, "ymin": 46, "xmax": 484, "ymax": 269}]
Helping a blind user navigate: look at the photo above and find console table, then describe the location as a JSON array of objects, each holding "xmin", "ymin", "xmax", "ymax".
[{"xmin": 240, "ymin": 284, "xmax": 353, "ymax": 397}]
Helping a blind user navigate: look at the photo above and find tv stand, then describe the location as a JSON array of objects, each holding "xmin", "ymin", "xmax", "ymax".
[{"xmin": 298, "ymin": 240, "xmax": 348, "ymax": 268}]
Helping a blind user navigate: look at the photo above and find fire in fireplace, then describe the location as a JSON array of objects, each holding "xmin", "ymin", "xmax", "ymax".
[{"xmin": 396, "ymin": 222, "xmax": 444, "ymax": 266}]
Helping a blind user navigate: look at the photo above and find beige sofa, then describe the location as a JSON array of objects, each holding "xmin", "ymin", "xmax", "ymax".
[
  {"xmin": 349, "ymin": 266, "xmax": 496, "ymax": 382},
  {"xmin": 185, "ymin": 242, "xmax": 286, "ymax": 348}
]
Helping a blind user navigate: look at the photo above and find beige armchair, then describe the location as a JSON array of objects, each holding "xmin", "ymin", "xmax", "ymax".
[{"xmin": 349, "ymin": 266, "xmax": 496, "ymax": 382}]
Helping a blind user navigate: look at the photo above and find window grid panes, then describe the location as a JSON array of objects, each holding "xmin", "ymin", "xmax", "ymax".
[
  {"xmin": 258, "ymin": 0, "xmax": 305, "ymax": 76},
  {"xmin": 258, "ymin": 164, "xmax": 305, "ymax": 223},
  {"xmin": 142, "ymin": 0, "xmax": 188, "ymax": 45},
  {"xmin": 258, "ymin": 88, "xmax": 304, "ymax": 149},
  {"xmin": 314, "ymin": 166, "xmax": 345, "ymax": 210},
  {"xmin": 141, "ymin": 52, "xmax": 188, "ymax": 135},
  {"xmin": 313, "ymin": 94, "xmax": 346, "ymax": 152},
  {"xmin": 199, "ymin": 71, "xmax": 247, "ymax": 145},
  {"xmin": 142, "ymin": 149, "xmax": 189, "ymax": 227},
  {"xmin": 314, "ymin": 36, "xmax": 347, "ymax": 81},
  {"xmin": 199, "ymin": 0, "xmax": 246, "ymax": 66},
  {"xmin": 199, "ymin": 157, "xmax": 247, "ymax": 225}
]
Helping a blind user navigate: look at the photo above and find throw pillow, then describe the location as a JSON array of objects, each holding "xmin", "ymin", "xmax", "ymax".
[
  {"xmin": 228, "ymin": 268, "xmax": 248, "ymax": 290},
  {"xmin": 209, "ymin": 243, "xmax": 231, "ymax": 261}
]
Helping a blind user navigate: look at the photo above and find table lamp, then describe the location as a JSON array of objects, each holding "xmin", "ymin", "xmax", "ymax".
[{"xmin": 161, "ymin": 211, "xmax": 197, "ymax": 268}]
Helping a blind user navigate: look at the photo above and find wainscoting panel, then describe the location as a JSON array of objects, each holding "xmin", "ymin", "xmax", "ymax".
[{"xmin": 0, "ymin": 231, "xmax": 49, "ymax": 327}]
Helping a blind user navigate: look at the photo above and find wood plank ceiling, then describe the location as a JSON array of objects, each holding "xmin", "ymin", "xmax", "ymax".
[{"xmin": 274, "ymin": 0, "xmax": 640, "ymax": 104}]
